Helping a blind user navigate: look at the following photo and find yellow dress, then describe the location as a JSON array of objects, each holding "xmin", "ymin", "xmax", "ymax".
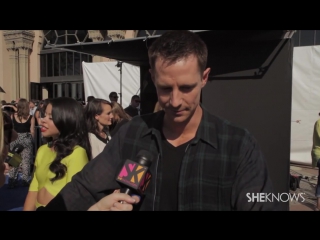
[{"xmin": 29, "ymin": 144, "xmax": 89, "ymax": 208}]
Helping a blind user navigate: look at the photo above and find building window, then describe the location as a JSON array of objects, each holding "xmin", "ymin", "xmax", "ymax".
[
  {"xmin": 40, "ymin": 30, "xmax": 93, "ymax": 78},
  {"xmin": 52, "ymin": 82, "xmax": 84, "ymax": 100},
  {"xmin": 40, "ymin": 52, "xmax": 92, "ymax": 77}
]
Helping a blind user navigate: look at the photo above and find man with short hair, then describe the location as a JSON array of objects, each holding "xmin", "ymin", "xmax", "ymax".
[
  {"xmin": 124, "ymin": 95, "xmax": 140, "ymax": 117},
  {"xmin": 39, "ymin": 30, "xmax": 275, "ymax": 211},
  {"xmin": 109, "ymin": 92, "xmax": 119, "ymax": 103},
  {"xmin": 86, "ymin": 96, "xmax": 95, "ymax": 104}
]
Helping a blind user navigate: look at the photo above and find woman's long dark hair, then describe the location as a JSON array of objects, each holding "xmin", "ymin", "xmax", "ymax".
[
  {"xmin": 84, "ymin": 98, "xmax": 112, "ymax": 135},
  {"xmin": 47, "ymin": 97, "xmax": 92, "ymax": 182}
]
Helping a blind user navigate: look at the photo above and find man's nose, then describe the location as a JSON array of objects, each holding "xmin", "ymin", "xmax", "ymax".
[{"xmin": 170, "ymin": 90, "xmax": 182, "ymax": 107}]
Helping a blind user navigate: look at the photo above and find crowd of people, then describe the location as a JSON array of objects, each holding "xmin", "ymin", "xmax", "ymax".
[
  {"xmin": 0, "ymin": 30, "xmax": 319, "ymax": 211},
  {"xmin": 0, "ymin": 92, "xmax": 143, "ymax": 210}
]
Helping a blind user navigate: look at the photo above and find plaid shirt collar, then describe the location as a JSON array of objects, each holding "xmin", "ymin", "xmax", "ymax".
[{"xmin": 141, "ymin": 104, "xmax": 218, "ymax": 149}]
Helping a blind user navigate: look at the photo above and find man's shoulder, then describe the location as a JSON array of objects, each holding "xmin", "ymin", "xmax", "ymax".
[
  {"xmin": 124, "ymin": 105, "xmax": 135, "ymax": 111},
  {"xmin": 202, "ymin": 109, "xmax": 260, "ymax": 158},
  {"xmin": 135, "ymin": 110, "xmax": 162, "ymax": 122},
  {"xmin": 112, "ymin": 111, "xmax": 161, "ymax": 137},
  {"xmin": 202, "ymin": 107, "xmax": 251, "ymax": 138},
  {"xmin": 118, "ymin": 111, "xmax": 162, "ymax": 135},
  {"xmin": 124, "ymin": 106, "xmax": 136, "ymax": 115}
]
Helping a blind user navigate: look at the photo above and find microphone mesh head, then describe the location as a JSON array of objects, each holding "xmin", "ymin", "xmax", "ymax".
[{"xmin": 136, "ymin": 150, "xmax": 153, "ymax": 167}]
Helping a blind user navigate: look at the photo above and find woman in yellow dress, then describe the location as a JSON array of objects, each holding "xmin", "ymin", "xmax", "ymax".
[{"xmin": 23, "ymin": 97, "xmax": 92, "ymax": 210}]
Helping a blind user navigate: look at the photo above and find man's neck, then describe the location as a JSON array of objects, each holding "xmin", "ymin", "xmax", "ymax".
[{"xmin": 162, "ymin": 105, "xmax": 202, "ymax": 146}]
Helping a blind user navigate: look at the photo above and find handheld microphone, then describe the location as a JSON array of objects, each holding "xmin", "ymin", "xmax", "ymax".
[
  {"xmin": 116, "ymin": 149, "xmax": 153, "ymax": 197},
  {"xmin": 5, "ymin": 144, "xmax": 24, "ymax": 168}
]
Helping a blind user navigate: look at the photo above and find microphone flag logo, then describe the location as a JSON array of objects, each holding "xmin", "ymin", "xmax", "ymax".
[{"xmin": 117, "ymin": 159, "xmax": 148, "ymax": 189}]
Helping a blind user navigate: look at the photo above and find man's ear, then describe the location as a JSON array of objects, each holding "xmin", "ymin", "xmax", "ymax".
[{"xmin": 201, "ymin": 67, "xmax": 211, "ymax": 88}]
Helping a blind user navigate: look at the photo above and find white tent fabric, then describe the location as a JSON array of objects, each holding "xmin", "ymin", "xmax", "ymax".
[
  {"xmin": 82, "ymin": 61, "xmax": 140, "ymax": 108},
  {"xmin": 290, "ymin": 45, "xmax": 320, "ymax": 165}
]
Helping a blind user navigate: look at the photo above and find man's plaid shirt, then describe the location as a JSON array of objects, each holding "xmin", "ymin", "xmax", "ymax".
[{"xmin": 43, "ymin": 105, "xmax": 276, "ymax": 211}]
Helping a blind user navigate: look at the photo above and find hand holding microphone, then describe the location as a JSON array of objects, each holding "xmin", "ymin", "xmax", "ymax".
[
  {"xmin": 88, "ymin": 150, "xmax": 152, "ymax": 211},
  {"xmin": 87, "ymin": 149, "xmax": 153, "ymax": 211},
  {"xmin": 87, "ymin": 190, "xmax": 139, "ymax": 211},
  {"xmin": 116, "ymin": 149, "xmax": 153, "ymax": 203}
]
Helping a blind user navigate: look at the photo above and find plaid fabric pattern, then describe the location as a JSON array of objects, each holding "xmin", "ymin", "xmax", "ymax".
[{"xmin": 43, "ymin": 105, "xmax": 276, "ymax": 211}]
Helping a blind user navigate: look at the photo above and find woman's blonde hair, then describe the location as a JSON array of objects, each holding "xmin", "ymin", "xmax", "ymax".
[{"xmin": 112, "ymin": 102, "xmax": 131, "ymax": 122}]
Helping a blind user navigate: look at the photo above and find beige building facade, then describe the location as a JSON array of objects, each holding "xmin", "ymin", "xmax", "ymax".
[{"xmin": 0, "ymin": 30, "xmax": 142, "ymax": 103}]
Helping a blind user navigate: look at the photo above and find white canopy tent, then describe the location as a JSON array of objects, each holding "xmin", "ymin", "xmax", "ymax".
[{"xmin": 82, "ymin": 61, "xmax": 140, "ymax": 108}]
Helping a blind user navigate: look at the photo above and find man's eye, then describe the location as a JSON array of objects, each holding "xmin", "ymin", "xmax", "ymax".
[
  {"xmin": 180, "ymin": 86, "xmax": 193, "ymax": 92},
  {"xmin": 161, "ymin": 87, "xmax": 171, "ymax": 91}
]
